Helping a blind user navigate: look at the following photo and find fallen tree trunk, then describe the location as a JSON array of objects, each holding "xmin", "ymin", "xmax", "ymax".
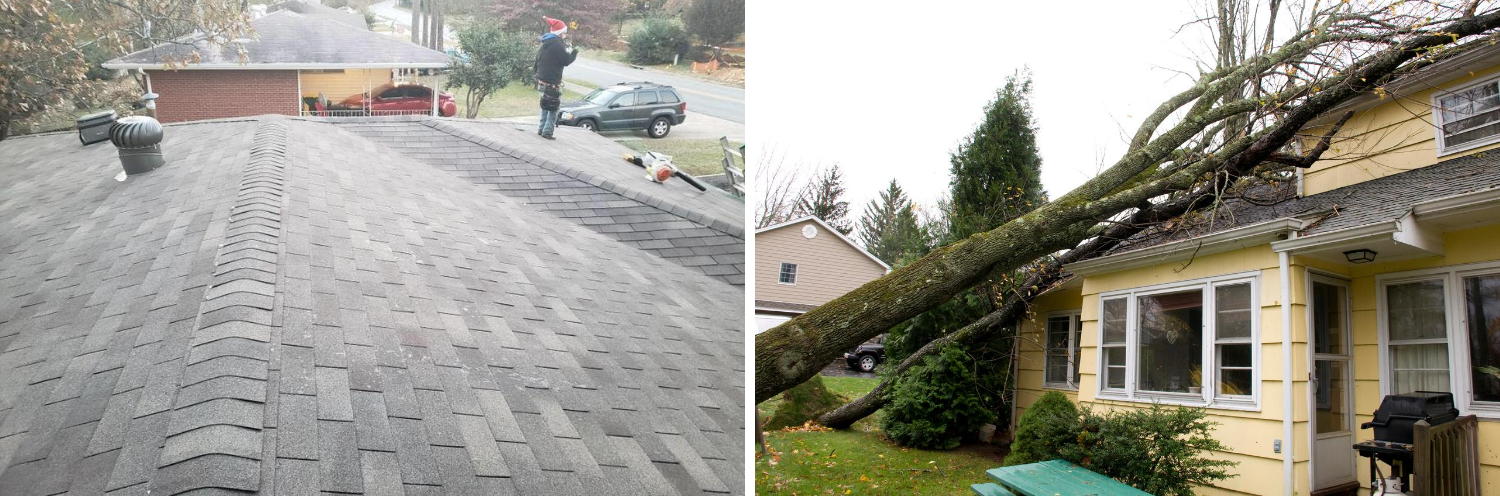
[
  {"xmin": 817, "ymin": 111, "xmax": 1351, "ymax": 428},
  {"xmin": 757, "ymin": 11, "xmax": 1500, "ymax": 405}
]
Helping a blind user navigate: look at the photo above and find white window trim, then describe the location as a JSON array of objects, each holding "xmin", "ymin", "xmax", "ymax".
[
  {"xmin": 1376, "ymin": 259, "xmax": 1500, "ymax": 419},
  {"xmin": 1431, "ymin": 74, "xmax": 1500, "ymax": 157},
  {"xmin": 1043, "ymin": 309, "xmax": 1083, "ymax": 391},
  {"xmin": 1095, "ymin": 271, "xmax": 1262, "ymax": 411},
  {"xmin": 778, "ymin": 263, "xmax": 797, "ymax": 285}
]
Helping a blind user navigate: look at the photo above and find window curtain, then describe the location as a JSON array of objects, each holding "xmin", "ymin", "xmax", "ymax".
[{"xmin": 1387, "ymin": 280, "xmax": 1449, "ymax": 394}]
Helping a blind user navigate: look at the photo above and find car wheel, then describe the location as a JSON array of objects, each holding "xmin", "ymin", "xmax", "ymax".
[
  {"xmin": 648, "ymin": 117, "xmax": 671, "ymax": 138},
  {"xmin": 579, "ymin": 119, "xmax": 597, "ymax": 132},
  {"xmin": 859, "ymin": 355, "xmax": 877, "ymax": 373}
]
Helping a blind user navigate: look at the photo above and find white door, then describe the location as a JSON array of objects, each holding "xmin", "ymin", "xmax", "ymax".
[{"xmin": 1310, "ymin": 278, "xmax": 1357, "ymax": 490}]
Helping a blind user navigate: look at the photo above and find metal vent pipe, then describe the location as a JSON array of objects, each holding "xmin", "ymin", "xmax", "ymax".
[{"xmin": 109, "ymin": 115, "xmax": 165, "ymax": 175}]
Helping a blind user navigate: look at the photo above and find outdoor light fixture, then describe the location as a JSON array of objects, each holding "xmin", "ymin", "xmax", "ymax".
[{"xmin": 1344, "ymin": 249, "xmax": 1378, "ymax": 264}]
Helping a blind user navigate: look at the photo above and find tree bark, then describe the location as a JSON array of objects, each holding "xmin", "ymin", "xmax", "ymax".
[
  {"xmin": 818, "ymin": 111, "xmax": 1352, "ymax": 429},
  {"xmin": 757, "ymin": 10, "xmax": 1500, "ymax": 405},
  {"xmin": 411, "ymin": 0, "xmax": 422, "ymax": 45}
]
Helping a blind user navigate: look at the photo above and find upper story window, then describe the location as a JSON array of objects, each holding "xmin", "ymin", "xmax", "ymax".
[
  {"xmin": 1098, "ymin": 273, "xmax": 1260, "ymax": 410},
  {"xmin": 779, "ymin": 263, "xmax": 797, "ymax": 284},
  {"xmin": 1435, "ymin": 78, "xmax": 1500, "ymax": 155}
]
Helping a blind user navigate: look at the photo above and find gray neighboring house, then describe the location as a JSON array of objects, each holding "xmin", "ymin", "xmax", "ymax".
[
  {"xmin": 754, "ymin": 217, "xmax": 889, "ymax": 333},
  {"xmin": 0, "ymin": 117, "xmax": 745, "ymax": 495},
  {"xmin": 102, "ymin": 3, "xmax": 452, "ymax": 123}
]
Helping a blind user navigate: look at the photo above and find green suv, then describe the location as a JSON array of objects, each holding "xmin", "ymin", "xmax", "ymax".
[{"xmin": 559, "ymin": 82, "xmax": 687, "ymax": 138}]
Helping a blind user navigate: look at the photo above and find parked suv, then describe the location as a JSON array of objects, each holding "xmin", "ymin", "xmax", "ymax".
[
  {"xmin": 559, "ymin": 82, "xmax": 687, "ymax": 138},
  {"xmin": 844, "ymin": 335, "xmax": 886, "ymax": 373}
]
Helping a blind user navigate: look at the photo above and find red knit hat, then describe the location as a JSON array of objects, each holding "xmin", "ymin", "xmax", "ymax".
[{"xmin": 544, "ymin": 17, "xmax": 567, "ymax": 36}]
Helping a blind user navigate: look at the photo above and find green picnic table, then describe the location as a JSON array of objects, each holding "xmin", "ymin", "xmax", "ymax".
[{"xmin": 975, "ymin": 459, "xmax": 1152, "ymax": 496}]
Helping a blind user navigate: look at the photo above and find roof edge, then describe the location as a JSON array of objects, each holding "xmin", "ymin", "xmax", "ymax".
[
  {"xmin": 1067, "ymin": 218, "xmax": 1306, "ymax": 277},
  {"xmin": 755, "ymin": 216, "xmax": 891, "ymax": 272},
  {"xmin": 104, "ymin": 62, "xmax": 450, "ymax": 70},
  {"xmin": 1271, "ymin": 219, "xmax": 1401, "ymax": 253}
]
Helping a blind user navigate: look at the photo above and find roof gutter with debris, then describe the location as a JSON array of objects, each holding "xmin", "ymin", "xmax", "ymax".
[{"xmin": 1065, "ymin": 218, "xmax": 1307, "ymax": 277}]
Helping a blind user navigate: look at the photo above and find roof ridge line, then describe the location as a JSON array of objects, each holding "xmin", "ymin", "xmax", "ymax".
[{"xmin": 148, "ymin": 120, "xmax": 290, "ymax": 495}]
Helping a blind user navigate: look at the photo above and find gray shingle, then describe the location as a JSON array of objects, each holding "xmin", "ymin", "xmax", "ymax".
[{"xmin": 0, "ymin": 116, "xmax": 744, "ymax": 495}]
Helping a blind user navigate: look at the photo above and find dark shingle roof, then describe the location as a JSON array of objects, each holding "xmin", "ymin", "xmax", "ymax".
[
  {"xmin": 0, "ymin": 115, "xmax": 745, "ymax": 495},
  {"xmin": 1098, "ymin": 152, "xmax": 1500, "ymax": 257},
  {"xmin": 103, "ymin": 9, "xmax": 450, "ymax": 69},
  {"xmin": 335, "ymin": 118, "xmax": 745, "ymax": 285},
  {"xmin": 272, "ymin": 0, "xmax": 369, "ymax": 31}
]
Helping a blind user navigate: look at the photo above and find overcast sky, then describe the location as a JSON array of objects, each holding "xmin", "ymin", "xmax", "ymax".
[{"xmin": 748, "ymin": 1, "xmax": 1224, "ymax": 228}]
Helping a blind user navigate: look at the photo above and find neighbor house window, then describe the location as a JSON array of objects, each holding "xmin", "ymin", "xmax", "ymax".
[
  {"xmin": 1435, "ymin": 78, "xmax": 1500, "ymax": 154},
  {"xmin": 1098, "ymin": 273, "xmax": 1259, "ymax": 408},
  {"xmin": 1379, "ymin": 264, "xmax": 1500, "ymax": 417},
  {"xmin": 1044, "ymin": 311, "xmax": 1083, "ymax": 389},
  {"xmin": 778, "ymin": 263, "xmax": 797, "ymax": 284}
]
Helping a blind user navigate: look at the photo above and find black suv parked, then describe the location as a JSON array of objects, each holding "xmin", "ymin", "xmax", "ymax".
[
  {"xmin": 559, "ymin": 82, "xmax": 687, "ymax": 138},
  {"xmin": 844, "ymin": 336, "xmax": 886, "ymax": 373}
]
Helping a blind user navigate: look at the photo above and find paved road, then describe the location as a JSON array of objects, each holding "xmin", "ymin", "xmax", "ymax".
[
  {"xmin": 368, "ymin": 0, "xmax": 744, "ymax": 123},
  {"xmin": 567, "ymin": 57, "xmax": 744, "ymax": 123}
]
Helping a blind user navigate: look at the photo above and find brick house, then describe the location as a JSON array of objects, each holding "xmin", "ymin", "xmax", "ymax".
[{"xmin": 102, "ymin": 1, "xmax": 450, "ymax": 123}]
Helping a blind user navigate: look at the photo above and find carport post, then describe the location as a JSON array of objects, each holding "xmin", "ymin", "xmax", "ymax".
[{"xmin": 430, "ymin": 72, "xmax": 438, "ymax": 116}]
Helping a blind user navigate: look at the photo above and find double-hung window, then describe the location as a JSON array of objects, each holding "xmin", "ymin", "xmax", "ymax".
[
  {"xmin": 1044, "ymin": 311, "xmax": 1082, "ymax": 389},
  {"xmin": 778, "ymin": 263, "xmax": 797, "ymax": 284},
  {"xmin": 1378, "ymin": 263, "xmax": 1500, "ymax": 417},
  {"xmin": 1098, "ymin": 273, "xmax": 1259, "ymax": 408},
  {"xmin": 1434, "ymin": 78, "xmax": 1500, "ymax": 154}
]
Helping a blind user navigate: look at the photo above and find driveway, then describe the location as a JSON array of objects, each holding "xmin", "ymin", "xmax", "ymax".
[{"xmin": 368, "ymin": 0, "xmax": 744, "ymax": 123}]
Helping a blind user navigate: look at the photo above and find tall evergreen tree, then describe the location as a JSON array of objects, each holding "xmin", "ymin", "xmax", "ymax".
[
  {"xmin": 795, "ymin": 165, "xmax": 853, "ymax": 235},
  {"xmin": 858, "ymin": 180, "xmax": 928, "ymax": 266},
  {"xmin": 948, "ymin": 69, "xmax": 1047, "ymax": 240}
]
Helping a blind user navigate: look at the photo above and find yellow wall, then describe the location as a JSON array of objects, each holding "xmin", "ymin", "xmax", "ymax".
[
  {"xmin": 298, "ymin": 69, "xmax": 393, "ymax": 101},
  {"xmin": 1017, "ymin": 246, "xmax": 1308, "ymax": 495},
  {"xmin": 1302, "ymin": 63, "xmax": 1500, "ymax": 196},
  {"xmin": 1335, "ymin": 222, "xmax": 1500, "ymax": 495},
  {"xmin": 1020, "ymin": 227, "xmax": 1500, "ymax": 494}
]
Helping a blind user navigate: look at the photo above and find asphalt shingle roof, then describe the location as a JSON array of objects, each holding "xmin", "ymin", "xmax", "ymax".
[
  {"xmin": 336, "ymin": 118, "xmax": 745, "ymax": 285},
  {"xmin": 1100, "ymin": 152, "xmax": 1500, "ymax": 257},
  {"xmin": 103, "ymin": 9, "xmax": 450, "ymax": 69},
  {"xmin": 0, "ymin": 115, "xmax": 745, "ymax": 495}
]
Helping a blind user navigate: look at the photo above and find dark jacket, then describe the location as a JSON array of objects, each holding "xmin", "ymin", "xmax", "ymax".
[{"xmin": 534, "ymin": 37, "xmax": 577, "ymax": 86}]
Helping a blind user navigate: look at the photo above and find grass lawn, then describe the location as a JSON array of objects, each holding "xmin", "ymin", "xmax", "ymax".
[
  {"xmin": 453, "ymin": 84, "xmax": 583, "ymax": 119},
  {"xmin": 755, "ymin": 375, "xmax": 1008, "ymax": 495},
  {"xmin": 619, "ymin": 138, "xmax": 740, "ymax": 177}
]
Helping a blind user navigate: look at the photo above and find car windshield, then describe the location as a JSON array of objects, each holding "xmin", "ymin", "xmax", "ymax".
[{"xmin": 583, "ymin": 88, "xmax": 622, "ymax": 105}]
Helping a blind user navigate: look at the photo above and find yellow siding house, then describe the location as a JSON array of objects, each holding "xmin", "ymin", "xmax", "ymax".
[{"xmin": 1013, "ymin": 44, "xmax": 1500, "ymax": 495}]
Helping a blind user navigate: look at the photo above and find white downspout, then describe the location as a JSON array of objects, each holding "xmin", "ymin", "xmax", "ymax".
[{"xmin": 1279, "ymin": 249, "xmax": 1296, "ymax": 496}]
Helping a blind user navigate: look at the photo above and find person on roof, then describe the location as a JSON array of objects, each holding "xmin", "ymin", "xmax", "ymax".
[{"xmin": 534, "ymin": 17, "xmax": 578, "ymax": 140}]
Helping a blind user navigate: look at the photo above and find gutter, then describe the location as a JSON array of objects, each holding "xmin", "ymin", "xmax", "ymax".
[
  {"xmin": 1270, "ymin": 219, "xmax": 1400, "ymax": 253},
  {"xmin": 1278, "ymin": 247, "xmax": 1296, "ymax": 496},
  {"xmin": 1067, "ymin": 218, "xmax": 1305, "ymax": 277}
]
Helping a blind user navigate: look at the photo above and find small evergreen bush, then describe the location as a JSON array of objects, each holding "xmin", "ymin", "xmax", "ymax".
[
  {"xmin": 627, "ymin": 18, "xmax": 690, "ymax": 65},
  {"xmin": 1067, "ymin": 403, "xmax": 1236, "ymax": 496},
  {"xmin": 880, "ymin": 346, "xmax": 993, "ymax": 450},
  {"xmin": 1002, "ymin": 391, "xmax": 1079, "ymax": 466},
  {"xmin": 1004, "ymin": 394, "xmax": 1237, "ymax": 494}
]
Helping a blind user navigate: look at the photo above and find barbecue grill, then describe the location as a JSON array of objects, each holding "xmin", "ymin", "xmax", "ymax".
[{"xmin": 1353, "ymin": 391, "xmax": 1459, "ymax": 494}]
